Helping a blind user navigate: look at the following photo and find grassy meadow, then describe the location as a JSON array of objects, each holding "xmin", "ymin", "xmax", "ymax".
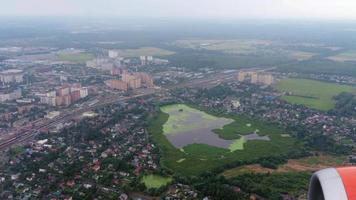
[
  {"xmin": 328, "ymin": 50, "xmax": 356, "ymax": 62},
  {"xmin": 276, "ymin": 78, "xmax": 355, "ymax": 111},
  {"xmin": 112, "ymin": 47, "xmax": 174, "ymax": 57},
  {"xmin": 141, "ymin": 175, "xmax": 172, "ymax": 189},
  {"xmin": 57, "ymin": 52, "xmax": 94, "ymax": 64}
]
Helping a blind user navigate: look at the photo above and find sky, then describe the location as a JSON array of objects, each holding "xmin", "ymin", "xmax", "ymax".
[{"xmin": 2, "ymin": 0, "xmax": 356, "ymax": 20}]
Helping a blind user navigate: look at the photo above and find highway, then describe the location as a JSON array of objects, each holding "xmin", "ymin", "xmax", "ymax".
[{"xmin": 0, "ymin": 71, "xmax": 240, "ymax": 150}]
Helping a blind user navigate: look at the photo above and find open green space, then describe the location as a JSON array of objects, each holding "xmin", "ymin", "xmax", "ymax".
[
  {"xmin": 9, "ymin": 146, "xmax": 25, "ymax": 156},
  {"xmin": 112, "ymin": 47, "xmax": 174, "ymax": 57},
  {"xmin": 276, "ymin": 59, "xmax": 356, "ymax": 78},
  {"xmin": 141, "ymin": 175, "xmax": 172, "ymax": 189},
  {"xmin": 174, "ymin": 39, "xmax": 271, "ymax": 55},
  {"xmin": 173, "ymin": 39, "xmax": 315, "ymax": 60},
  {"xmin": 328, "ymin": 50, "xmax": 356, "ymax": 62},
  {"xmin": 148, "ymin": 104, "xmax": 302, "ymax": 175},
  {"xmin": 221, "ymin": 154, "xmax": 346, "ymax": 179},
  {"xmin": 213, "ymin": 117, "xmax": 257, "ymax": 140},
  {"xmin": 57, "ymin": 52, "xmax": 94, "ymax": 64},
  {"xmin": 290, "ymin": 51, "xmax": 316, "ymax": 61},
  {"xmin": 276, "ymin": 78, "xmax": 355, "ymax": 111},
  {"xmin": 229, "ymin": 137, "xmax": 246, "ymax": 151},
  {"xmin": 228, "ymin": 172, "xmax": 311, "ymax": 199},
  {"xmin": 297, "ymin": 155, "xmax": 345, "ymax": 166}
]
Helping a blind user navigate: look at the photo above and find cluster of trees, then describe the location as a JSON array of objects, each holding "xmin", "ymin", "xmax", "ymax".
[
  {"xmin": 333, "ymin": 92, "xmax": 356, "ymax": 117},
  {"xmin": 196, "ymin": 182, "xmax": 246, "ymax": 200},
  {"xmin": 27, "ymin": 106, "xmax": 46, "ymax": 121},
  {"xmin": 101, "ymin": 157, "xmax": 133, "ymax": 172},
  {"xmin": 166, "ymin": 150, "xmax": 311, "ymax": 199},
  {"xmin": 174, "ymin": 172, "xmax": 247, "ymax": 200},
  {"xmin": 229, "ymin": 172, "xmax": 311, "ymax": 200},
  {"xmin": 172, "ymin": 171, "xmax": 310, "ymax": 200},
  {"xmin": 306, "ymin": 133, "xmax": 352, "ymax": 155},
  {"xmin": 166, "ymin": 47, "xmax": 291, "ymax": 71},
  {"xmin": 196, "ymin": 84, "xmax": 235, "ymax": 100},
  {"xmin": 258, "ymin": 157, "xmax": 287, "ymax": 169},
  {"xmin": 207, "ymin": 149, "xmax": 310, "ymax": 176},
  {"xmin": 287, "ymin": 125, "xmax": 353, "ymax": 155},
  {"xmin": 277, "ymin": 59, "xmax": 356, "ymax": 77}
]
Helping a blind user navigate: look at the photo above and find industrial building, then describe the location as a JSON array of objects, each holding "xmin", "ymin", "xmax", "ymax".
[
  {"xmin": 105, "ymin": 80, "xmax": 128, "ymax": 91},
  {"xmin": 39, "ymin": 85, "xmax": 88, "ymax": 107},
  {"xmin": 139, "ymin": 55, "xmax": 168, "ymax": 65},
  {"xmin": 108, "ymin": 50, "xmax": 119, "ymax": 58},
  {"xmin": 0, "ymin": 88, "xmax": 22, "ymax": 102},
  {"xmin": 237, "ymin": 71, "xmax": 274, "ymax": 85},
  {"xmin": 106, "ymin": 72, "xmax": 154, "ymax": 91},
  {"xmin": 122, "ymin": 73, "xmax": 142, "ymax": 89},
  {"xmin": 0, "ymin": 69, "xmax": 24, "ymax": 84},
  {"xmin": 134, "ymin": 72, "xmax": 154, "ymax": 87}
]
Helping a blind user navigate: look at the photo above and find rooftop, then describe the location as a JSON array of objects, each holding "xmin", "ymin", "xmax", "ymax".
[{"xmin": 0, "ymin": 69, "xmax": 23, "ymax": 74}]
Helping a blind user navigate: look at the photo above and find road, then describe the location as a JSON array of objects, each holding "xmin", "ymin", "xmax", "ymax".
[{"xmin": 0, "ymin": 71, "xmax": 240, "ymax": 150}]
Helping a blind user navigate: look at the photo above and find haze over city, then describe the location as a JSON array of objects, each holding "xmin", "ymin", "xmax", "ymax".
[
  {"xmin": 0, "ymin": 1, "xmax": 356, "ymax": 200},
  {"xmin": 1, "ymin": 0, "xmax": 356, "ymax": 20}
]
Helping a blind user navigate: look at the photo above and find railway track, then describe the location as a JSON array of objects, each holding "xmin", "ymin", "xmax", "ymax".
[
  {"xmin": 0, "ymin": 90, "xmax": 158, "ymax": 150},
  {"xmin": 0, "ymin": 71, "xmax": 239, "ymax": 150}
]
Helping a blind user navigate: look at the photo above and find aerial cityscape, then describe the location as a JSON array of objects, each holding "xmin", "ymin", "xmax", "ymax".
[{"xmin": 0, "ymin": 0, "xmax": 356, "ymax": 200}]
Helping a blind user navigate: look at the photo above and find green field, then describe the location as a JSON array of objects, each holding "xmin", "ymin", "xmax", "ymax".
[
  {"xmin": 141, "ymin": 175, "xmax": 172, "ymax": 189},
  {"xmin": 112, "ymin": 47, "xmax": 175, "ymax": 57},
  {"xmin": 174, "ymin": 39, "xmax": 270, "ymax": 55},
  {"xmin": 229, "ymin": 137, "xmax": 245, "ymax": 151},
  {"xmin": 328, "ymin": 50, "xmax": 356, "ymax": 62},
  {"xmin": 290, "ymin": 51, "xmax": 316, "ymax": 61},
  {"xmin": 57, "ymin": 52, "xmax": 94, "ymax": 64},
  {"xmin": 276, "ymin": 78, "xmax": 355, "ymax": 111},
  {"xmin": 148, "ymin": 104, "xmax": 302, "ymax": 175},
  {"xmin": 173, "ymin": 39, "xmax": 315, "ymax": 60}
]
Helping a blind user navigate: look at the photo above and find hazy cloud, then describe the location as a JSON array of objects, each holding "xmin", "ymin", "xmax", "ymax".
[{"xmin": 1, "ymin": 0, "xmax": 356, "ymax": 20}]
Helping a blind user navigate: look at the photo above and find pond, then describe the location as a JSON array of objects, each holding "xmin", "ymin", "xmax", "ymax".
[{"xmin": 161, "ymin": 104, "xmax": 270, "ymax": 151}]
